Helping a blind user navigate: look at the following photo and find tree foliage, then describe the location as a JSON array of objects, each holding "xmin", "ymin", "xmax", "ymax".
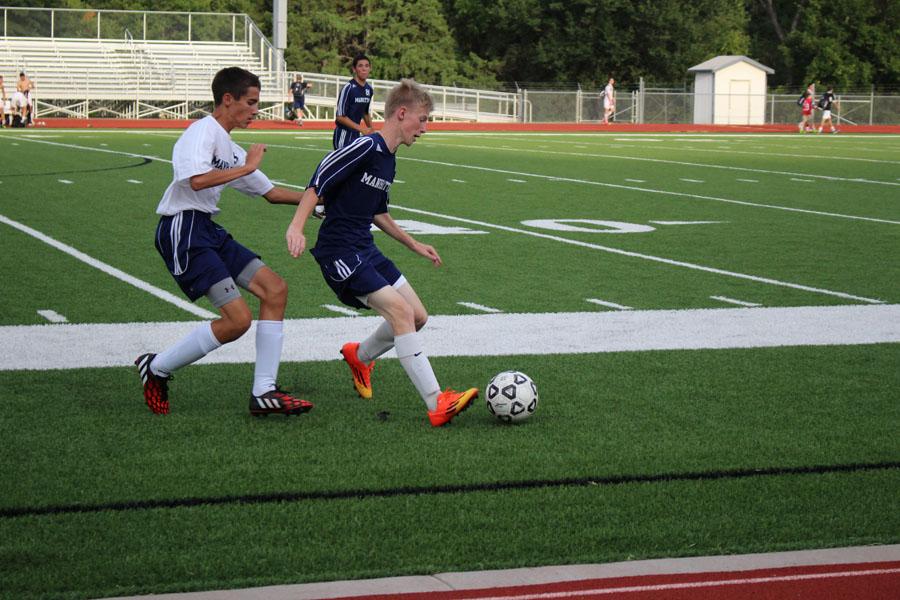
[{"xmin": 7, "ymin": 0, "xmax": 898, "ymax": 89}]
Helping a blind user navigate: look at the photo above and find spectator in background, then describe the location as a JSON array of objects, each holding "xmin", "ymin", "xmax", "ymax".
[
  {"xmin": 0, "ymin": 75, "xmax": 6, "ymax": 128},
  {"xmin": 602, "ymin": 78, "xmax": 615, "ymax": 124},
  {"xmin": 288, "ymin": 73, "xmax": 312, "ymax": 126},
  {"xmin": 17, "ymin": 72, "xmax": 34, "ymax": 126},
  {"xmin": 798, "ymin": 91, "xmax": 815, "ymax": 133},
  {"xmin": 817, "ymin": 86, "xmax": 839, "ymax": 134}
]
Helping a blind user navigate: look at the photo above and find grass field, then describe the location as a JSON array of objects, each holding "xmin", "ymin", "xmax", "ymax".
[{"xmin": 0, "ymin": 128, "xmax": 898, "ymax": 600}]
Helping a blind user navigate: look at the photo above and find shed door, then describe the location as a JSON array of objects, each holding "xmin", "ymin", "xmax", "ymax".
[{"xmin": 728, "ymin": 80, "xmax": 751, "ymax": 125}]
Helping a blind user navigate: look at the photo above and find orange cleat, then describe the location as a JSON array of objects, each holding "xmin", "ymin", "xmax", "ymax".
[
  {"xmin": 340, "ymin": 342, "xmax": 375, "ymax": 399},
  {"xmin": 428, "ymin": 387, "xmax": 478, "ymax": 427}
]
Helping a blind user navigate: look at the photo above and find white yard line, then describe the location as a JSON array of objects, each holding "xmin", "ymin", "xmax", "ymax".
[
  {"xmin": 679, "ymin": 178, "xmax": 705, "ymax": 183},
  {"xmin": 389, "ymin": 204, "xmax": 884, "ymax": 304},
  {"xmin": 3, "ymin": 304, "xmax": 898, "ymax": 370},
  {"xmin": 396, "ymin": 154, "xmax": 900, "ymax": 226},
  {"xmin": 425, "ymin": 141, "xmax": 900, "ymax": 187},
  {"xmin": 37, "ymin": 310, "xmax": 68, "ymax": 323},
  {"xmin": 57, "ymin": 179, "xmax": 73, "ymax": 184},
  {"xmin": 0, "ymin": 214, "xmax": 217, "ymax": 320},
  {"xmin": 710, "ymin": 295, "xmax": 762, "ymax": 308},
  {"xmin": 585, "ymin": 298, "xmax": 633, "ymax": 310},
  {"xmin": 321, "ymin": 304, "xmax": 360, "ymax": 317},
  {"xmin": 457, "ymin": 301, "xmax": 503, "ymax": 313}
]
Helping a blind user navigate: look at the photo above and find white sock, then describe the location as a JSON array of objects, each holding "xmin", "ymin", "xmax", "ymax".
[
  {"xmin": 358, "ymin": 320, "xmax": 395, "ymax": 362},
  {"xmin": 394, "ymin": 332, "xmax": 440, "ymax": 410},
  {"xmin": 252, "ymin": 320, "xmax": 283, "ymax": 397},
  {"xmin": 151, "ymin": 322, "xmax": 221, "ymax": 377}
]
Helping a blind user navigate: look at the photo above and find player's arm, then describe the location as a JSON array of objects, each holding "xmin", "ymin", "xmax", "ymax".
[
  {"xmin": 189, "ymin": 144, "xmax": 266, "ymax": 191},
  {"xmin": 285, "ymin": 187, "xmax": 320, "ymax": 258},
  {"xmin": 263, "ymin": 186, "xmax": 304, "ymax": 205},
  {"xmin": 335, "ymin": 115, "xmax": 370, "ymax": 133},
  {"xmin": 373, "ymin": 212, "xmax": 441, "ymax": 266},
  {"xmin": 362, "ymin": 111, "xmax": 373, "ymax": 132}
]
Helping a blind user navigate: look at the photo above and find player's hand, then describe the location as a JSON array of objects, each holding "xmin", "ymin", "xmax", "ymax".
[
  {"xmin": 286, "ymin": 225, "xmax": 306, "ymax": 258},
  {"xmin": 361, "ymin": 126, "xmax": 374, "ymax": 135},
  {"xmin": 245, "ymin": 144, "xmax": 267, "ymax": 171},
  {"xmin": 414, "ymin": 242, "xmax": 442, "ymax": 267}
]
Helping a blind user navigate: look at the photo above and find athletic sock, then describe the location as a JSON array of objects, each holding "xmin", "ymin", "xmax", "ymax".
[
  {"xmin": 252, "ymin": 320, "xmax": 284, "ymax": 397},
  {"xmin": 357, "ymin": 320, "xmax": 395, "ymax": 362},
  {"xmin": 151, "ymin": 321, "xmax": 221, "ymax": 377},
  {"xmin": 394, "ymin": 332, "xmax": 440, "ymax": 410}
]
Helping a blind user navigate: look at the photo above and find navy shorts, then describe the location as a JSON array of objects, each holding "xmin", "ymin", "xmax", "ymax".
[
  {"xmin": 292, "ymin": 98, "xmax": 305, "ymax": 110},
  {"xmin": 313, "ymin": 246, "xmax": 402, "ymax": 309},
  {"xmin": 155, "ymin": 210, "xmax": 259, "ymax": 302}
]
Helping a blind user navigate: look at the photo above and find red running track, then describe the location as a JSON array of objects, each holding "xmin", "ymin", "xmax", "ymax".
[{"xmin": 328, "ymin": 561, "xmax": 900, "ymax": 600}]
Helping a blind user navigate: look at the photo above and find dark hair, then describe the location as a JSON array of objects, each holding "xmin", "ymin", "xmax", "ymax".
[
  {"xmin": 352, "ymin": 54, "xmax": 370, "ymax": 69},
  {"xmin": 211, "ymin": 67, "xmax": 261, "ymax": 105}
]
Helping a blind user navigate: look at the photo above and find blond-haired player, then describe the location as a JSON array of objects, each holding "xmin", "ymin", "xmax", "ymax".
[{"xmin": 286, "ymin": 80, "xmax": 478, "ymax": 427}]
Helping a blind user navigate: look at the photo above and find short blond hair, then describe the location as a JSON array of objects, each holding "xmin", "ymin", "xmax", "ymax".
[{"xmin": 385, "ymin": 79, "xmax": 433, "ymax": 118}]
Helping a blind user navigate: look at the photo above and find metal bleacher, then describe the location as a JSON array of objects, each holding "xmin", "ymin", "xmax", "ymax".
[{"xmin": 0, "ymin": 5, "xmax": 519, "ymax": 123}]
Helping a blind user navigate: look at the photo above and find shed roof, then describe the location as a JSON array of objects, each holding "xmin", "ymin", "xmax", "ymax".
[{"xmin": 688, "ymin": 55, "xmax": 774, "ymax": 75}]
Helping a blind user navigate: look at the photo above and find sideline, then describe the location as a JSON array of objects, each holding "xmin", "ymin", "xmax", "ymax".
[
  {"xmin": 103, "ymin": 544, "xmax": 900, "ymax": 600},
  {"xmin": 3, "ymin": 303, "xmax": 899, "ymax": 371}
]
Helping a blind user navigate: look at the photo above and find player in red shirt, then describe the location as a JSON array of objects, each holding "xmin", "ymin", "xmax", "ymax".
[{"xmin": 798, "ymin": 92, "xmax": 815, "ymax": 133}]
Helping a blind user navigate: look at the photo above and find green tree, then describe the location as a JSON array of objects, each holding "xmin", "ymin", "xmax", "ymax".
[
  {"xmin": 747, "ymin": 0, "xmax": 900, "ymax": 89},
  {"xmin": 443, "ymin": 0, "xmax": 749, "ymax": 86}
]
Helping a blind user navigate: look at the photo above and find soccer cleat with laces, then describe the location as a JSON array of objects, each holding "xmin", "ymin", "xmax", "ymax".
[
  {"xmin": 135, "ymin": 353, "xmax": 170, "ymax": 415},
  {"xmin": 249, "ymin": 387, "xmax": 314, "ymax": 417},
  {"xmin": 428, "ymin": 387, "xmax": 478, "ymax": 427},
  {"xmin": 340, "ymin": 342, "xmax": 375, "ymax": 399}
]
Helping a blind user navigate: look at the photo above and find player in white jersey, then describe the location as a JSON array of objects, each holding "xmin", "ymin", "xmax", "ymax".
[
  {"xmin": 136, "ymin": 67, "xmax": 314, "ymax": 417},
  {"xmin": 602, "ymin": 78, "xmax": 615, "ymax": 124}
]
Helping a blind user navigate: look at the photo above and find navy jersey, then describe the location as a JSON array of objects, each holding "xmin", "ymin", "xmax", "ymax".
[
  {"xmin": 289, "ymin": 80, "xmax": 309, "ymax": 100},
  {"xmin": 819, "ymin": 91, "xmax": 835, "ymax": 111},
  {"xmin": 309, "ymin": 133, "xmax": 395, "ymax": 258},
  {"xmin": 333, "ymin": 78, "xmax": 373, "ymax": 149}
]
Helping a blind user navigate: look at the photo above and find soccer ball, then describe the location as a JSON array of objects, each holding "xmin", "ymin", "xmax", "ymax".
[{"xmin": 485, "ymin": 371, "xmax": 538, "ymax": 423}]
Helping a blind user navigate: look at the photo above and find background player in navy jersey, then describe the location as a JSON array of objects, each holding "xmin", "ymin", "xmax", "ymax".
[
  {"xmin": 288, "ymin": 73, "xmax": 311, "ymax": 126},
  {"xmin": 286, "ymin": 79, "xmax": 478, "ymax": 427},
  {"xmin": 135, "ymin": 66, "xmax": 313, "ymax": 417},
  {"xmin": 817, "ymin": 86, "xmax": 839, "ymax": 134},
  {"xmin": 313, "ymin": 55, "xmax": 375, "ymax": 219},
  {"xmin": 333, "ymin": 54, "xmax": 374, "ymax": 150}
]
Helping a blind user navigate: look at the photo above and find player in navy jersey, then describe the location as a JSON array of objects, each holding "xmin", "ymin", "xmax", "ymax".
[
  {"xmin": 286, "ymin": 79, "xmax": 478, "ymax": 427},
  {"xmin": 134, "ymin": 67, "xmax": 313, "ymax": 418},
  {"xmin": 333, "ymin": 54, "xmax": 374, "ymax": 150},
  {"xmin": 817, "ymin": 86, "xmax": 839, "ymax": 134},
  {"xmin": 314, "ymin": 55, "xmax": 375, "ymax": 219}
]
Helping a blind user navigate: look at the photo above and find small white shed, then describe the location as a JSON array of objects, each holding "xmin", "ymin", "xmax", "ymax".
[{"xmin": 688, "ymin": 56, "xmax": 774, "ymax": 125}]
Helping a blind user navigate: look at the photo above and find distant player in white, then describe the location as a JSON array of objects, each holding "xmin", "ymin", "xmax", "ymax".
[
  {"xmin": 602, "ymin": 78, "xmax": 615, "ymax": 124},
  {"xmin": 15, "ymin": 72, "xmax": 33, "ymax": 125},
  {"xmin": 135, "ymin": 67, "xmax": 314, "ymax": 417}
]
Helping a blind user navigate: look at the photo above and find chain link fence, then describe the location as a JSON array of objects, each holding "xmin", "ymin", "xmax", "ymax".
[{"xmin": 519, "ymin": 85, "xmax": 899, "ymax": 125}]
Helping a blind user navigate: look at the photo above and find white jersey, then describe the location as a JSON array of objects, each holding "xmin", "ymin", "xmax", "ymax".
[
  {"xmin": 156, "ymin": 115, "xmax": 273, "ymax": 216},
  {"xmin": 604, "ymin": 84, "xmax": 615, "ymax": 104}
]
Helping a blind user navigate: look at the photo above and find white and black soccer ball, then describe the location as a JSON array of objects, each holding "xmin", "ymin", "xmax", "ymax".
[{"xmin": 485, "ymin": 371, "xmax": 538, "ymax": 423}]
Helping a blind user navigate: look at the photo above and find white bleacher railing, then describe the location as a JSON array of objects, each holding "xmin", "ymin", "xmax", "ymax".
[{"xmin": 0, "ymin": 6, "xmax": 519, "ymax": 123}]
